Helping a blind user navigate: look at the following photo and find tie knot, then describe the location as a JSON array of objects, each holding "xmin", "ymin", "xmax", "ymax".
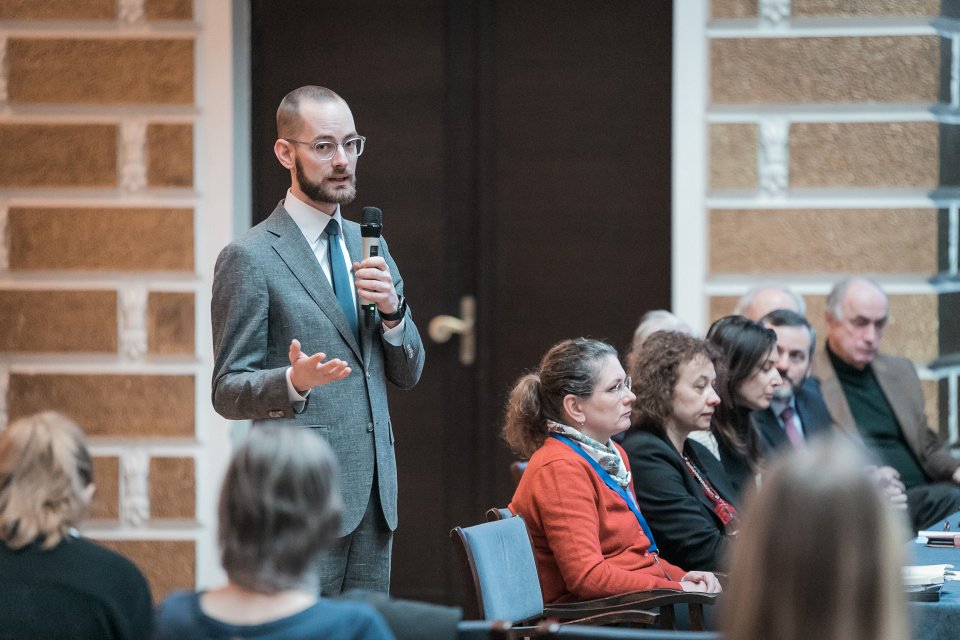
[
  {"xmin": 780, "ymin": 406, "xmax": 795, "ymax": 421},
  {"xmin": 325, "ymin": 219, "xmax": 340, "ymax": 237}
]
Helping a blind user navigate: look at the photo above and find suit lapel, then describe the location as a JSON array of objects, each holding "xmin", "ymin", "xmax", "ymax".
[
  {"xmin": 267, "ymin": 206, "xmax": 363, "ymax": 360},
  {"xmin": 814, "ymin": 348, "xmax": 857, "ymax": 432}
]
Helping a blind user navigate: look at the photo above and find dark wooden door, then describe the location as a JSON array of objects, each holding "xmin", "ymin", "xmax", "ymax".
[{"xmin": 249, "ymin": 0, "xmax": 672, "ymax": 606}]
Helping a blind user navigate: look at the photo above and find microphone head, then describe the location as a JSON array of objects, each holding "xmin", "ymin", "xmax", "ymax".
[{"xmin": 361, "ymin": 206, "xmax": 383, "ymax": 226}]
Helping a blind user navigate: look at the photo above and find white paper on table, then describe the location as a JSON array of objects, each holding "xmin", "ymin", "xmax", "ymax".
[{"xmin": 903, "ymin": 564, "xmax": 955, "ymax": 586}]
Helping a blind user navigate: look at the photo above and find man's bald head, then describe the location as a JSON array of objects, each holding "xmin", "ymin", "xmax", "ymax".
[
  {"xmin": 276, "ymin": 85, "xmax": 346, "ymax": 139},
  {"xmin": 734, "ymin": 284, "xmax": 806, "ymax": 322}
]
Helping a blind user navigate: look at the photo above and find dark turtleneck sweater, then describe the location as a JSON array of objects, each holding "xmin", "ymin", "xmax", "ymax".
[{"xmin": 828, "ymin": 344, "xmax": 927, "ymax": 489}]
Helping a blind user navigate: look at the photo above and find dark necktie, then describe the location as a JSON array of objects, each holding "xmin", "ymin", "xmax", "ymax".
[
  {"xmin": 324, "ymin": 219, "xmax": 359, "ymax": 342},
  {"xmin": 780, "ymin": 406, "xmax": 804, "ymax": 447}
]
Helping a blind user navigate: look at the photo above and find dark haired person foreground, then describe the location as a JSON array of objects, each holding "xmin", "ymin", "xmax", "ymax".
[
  {"xmin": 153, "ymin": 426, "xmax": 394, "ymax": 639},
  {"xmin": 701, "ymin": 315, "xmax": 782, "ymax": 498},
  {"xmin": 0, "ymin": 412, "xmax": 152, "ymax": 640},
  {"xmin": 622, "ymin": 331, "xmax": 738, "ymax": 571},
  {"xmin": 504, "ymin": 338, "xmax": 721, "ymax": 603},
  {"xmin": 723, "ymin": 437, "xmax": 908, "ymax": 640},
  {"xmin": 211, "ymin": 85, "xmax": 425, "ymax": 594}
]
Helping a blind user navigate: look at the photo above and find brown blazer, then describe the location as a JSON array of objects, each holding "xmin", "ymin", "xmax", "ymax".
[{"xmin": 814, "ymin": 347, "xmax": 958, "ymax": 481}]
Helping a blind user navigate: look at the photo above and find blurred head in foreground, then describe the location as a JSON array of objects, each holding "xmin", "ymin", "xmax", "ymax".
[{"xmin": 723, "ymin": 437, "xmax": 907, "ymax": 640}]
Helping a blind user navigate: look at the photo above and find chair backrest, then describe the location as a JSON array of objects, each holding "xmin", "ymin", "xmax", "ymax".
[
  {"xmin": 510, "ymin": 460, "xmax": 528, "ymax": 485},
  {"xmin": 486, "ymin": 506, "xmax": 513, "ymax": 522},
  {"xmin": 451, "ymin": 515, "xmax": 544, "ymax": 623}
]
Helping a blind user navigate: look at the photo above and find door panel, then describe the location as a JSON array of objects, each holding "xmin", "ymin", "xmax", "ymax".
[{"xmin": 249, "ymin": 0, "xmax": 671, "ymax": 605}]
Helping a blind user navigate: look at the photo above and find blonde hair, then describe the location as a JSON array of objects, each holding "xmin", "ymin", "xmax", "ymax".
[
  {"xmin": 0, "ymin": 412, "xmax": 93, "ymax": 550},
  {"xmin": 723, "ymin": 437, "xmax": 908, "ymax": 640}
]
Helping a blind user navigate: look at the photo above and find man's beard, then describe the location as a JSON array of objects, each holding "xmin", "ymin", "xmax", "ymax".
[
  {"xmin": 773, "ymin": 378, "xmax": 795, "ymax": 401},
  {"xmin": 295, "ymin": 156, "xmax": 357, "ymax": 205}
]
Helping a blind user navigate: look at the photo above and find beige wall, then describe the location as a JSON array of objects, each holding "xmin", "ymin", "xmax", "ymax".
[
  {"xmin": 0, "ymin": 0, "xmax": 234, "ymax": 600},
  {"xmin": 676, "ymin": 1, "xmax": 958, "ymax": 440}
]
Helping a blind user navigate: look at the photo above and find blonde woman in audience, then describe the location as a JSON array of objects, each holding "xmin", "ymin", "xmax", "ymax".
[
  {"xmin": 723, "ymin": 437, "xmax": 908, "ymax": 640},
  {"xmin": 0, "ymin": 411, "xmax": 153, "ymax": 639},
  {"xmin": 153, "ymin": 425, "xmax": 394, "ymax": 639},
  {"xmin": 504, "ymin": 338, "xmax": 721, "ymax": 603}
]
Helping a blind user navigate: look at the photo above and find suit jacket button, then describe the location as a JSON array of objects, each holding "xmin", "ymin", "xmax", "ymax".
[
  {"xmin": 268, "ymin": 410, "xmax": 285, "ymax": 418},
  {"xmin": 367, "ymin": 422, "xmax": 374, "ymax": 432}
]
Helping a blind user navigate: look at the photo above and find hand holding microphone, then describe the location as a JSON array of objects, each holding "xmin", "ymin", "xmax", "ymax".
[{"xmin": 354, "ymin": 206, "xmax": 405, "ymax": 326}]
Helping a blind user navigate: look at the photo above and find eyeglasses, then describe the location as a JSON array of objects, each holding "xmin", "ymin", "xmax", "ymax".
[
  {"xmin": 611, "ymin": 376, "xmax": 633, "ymax": 400},
  {"xmin": 284, "ymin": 136, "xmax": 366, "ymax": 160}
]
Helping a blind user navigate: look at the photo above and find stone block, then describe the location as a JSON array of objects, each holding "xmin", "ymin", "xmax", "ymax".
[
  {"xmin": 711, "ymin": 0, "xmax": 757, "ymax": 19},
  {"xmin": 145, "ymin": 0, "xmax": 192, "ymax": 20},
  {"xmin": 793, "ymin": 0, "xmax": 940, "ymax": 16},
  {"xmin": 0, "ymin": 0, "xmax": 115, "ymax": 19},
  {"xmin": 712, "ymin": 36, "xmax": 940, "ymax": 104},
  {"xmin": 0, "ymin": 125, "xmax": 116, "ymax": 187},
  {"xmin": 149, "ymin": 457, "xmax": 195, "ymax": 520},
  {"xmin": 90, "ymin": 456, "xmax": 120, "ymax": 521},
  {"xmin": 710, "ymin": 123, "xmax": 757, "ymax": 189},
  {"xmin": 7, "ymin": 39, "xmax": 194, "ymax": 105},
  {"xmin": 0, "ymin": 290, "xmax": 117, "ymax": 352},
  {"xmin": 7, "ymin": 374, "xmax": 195, "ymax": 438},
  {"xmin": 791, "ymin": 122, "xmax": 939, "ymax": 188},
  {"xmin": 147, "ymin": 292, "xmax": 194, "ymax": 355},
  {"xmin": 7, "ymin": 207, "xmax": 194, "ymax": 271},
  {"xmin": 709, "ymin": 209, "xmax": 938, "ymax": 275},
  {"xmin": 147, "ymin": 124, "xmax": 193, "ymax": 187}
]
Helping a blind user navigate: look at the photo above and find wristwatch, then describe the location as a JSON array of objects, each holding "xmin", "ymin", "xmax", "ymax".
[{"xmin": 379, "ymin": 295, "xmax": 407, "ymax": 321}]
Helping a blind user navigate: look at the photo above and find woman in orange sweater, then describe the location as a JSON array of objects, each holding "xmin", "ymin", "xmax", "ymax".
[{"xmin": 505, "ymin": 338, "xmax": 721, "ymax": 604}]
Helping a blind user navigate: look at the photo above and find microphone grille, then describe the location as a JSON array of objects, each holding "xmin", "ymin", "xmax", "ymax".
[{"xmin": 361, "ymin": 206, "xmax": 383, "ymax": 225}]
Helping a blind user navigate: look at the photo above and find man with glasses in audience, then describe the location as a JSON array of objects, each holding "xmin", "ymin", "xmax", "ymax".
[
  {"xmin": 815, "ymin": 276, "xmax": 960, "ymax": 531},
  {"xmin": 211, "ymin": 85, "xmax": 425, "ymax": 595}
]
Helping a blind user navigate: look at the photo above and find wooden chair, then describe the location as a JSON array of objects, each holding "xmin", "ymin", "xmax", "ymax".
[
  {"xmin": 510, "ymin": 461, "xmax": 528, "ymax": 486},
  {"xmin": 451, "ymin": 513, "xmax": 717, "ymax": 632}
]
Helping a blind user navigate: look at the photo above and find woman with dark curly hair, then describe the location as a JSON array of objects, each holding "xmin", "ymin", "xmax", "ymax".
[
  {"xmin": 621, "ymin": 331, "xmax": 739, "ymax": 571},
  {"xmin": 505, "ymin": 338, "xmax": 721, "ymax": 603}
]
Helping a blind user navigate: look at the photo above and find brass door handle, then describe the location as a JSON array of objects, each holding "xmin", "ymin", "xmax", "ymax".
[{"xmin": 428, "ymin": 295, "xmax": 476, "ymax": 365}]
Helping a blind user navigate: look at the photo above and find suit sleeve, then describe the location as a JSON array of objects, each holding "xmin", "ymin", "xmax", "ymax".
[
  {"xmin": 897, "ymin": 361, "xmax": 960, "ymax": 479},
  {"xmin": 624, "ymin": 435, "xmax": 727, "ymax": 571},
  {"xmin": 378, "ymin": 237, "xmax": 425, "ymax": 391},
  {"xmin": 211, "ymin": 242, "xmax": 296, "ymax": 419},
  {"xmin": 530, "ymin": 458, "xmax": 683, "ymax": 599}
]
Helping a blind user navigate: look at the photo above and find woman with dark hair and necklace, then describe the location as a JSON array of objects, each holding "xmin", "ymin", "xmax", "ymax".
[
  {"xmin": 504, "ymin": 338, "xmax": 721, "ymax": 604},
  {"xmin": 621, "ymin": 331, "xmax": 739, "ymax": 571},
  {"xmin": 700, "ymin": 315, "xmax": 782, "ymax": 499}
]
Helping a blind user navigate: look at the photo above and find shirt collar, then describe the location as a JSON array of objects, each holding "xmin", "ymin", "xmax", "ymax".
[
  {"xmin": 284, "ymin": 189, "xmax": 342, "ymax": 243},
  {"xmin": 769, "ymin": 396, "xmax": 795, "ymax": 417}
]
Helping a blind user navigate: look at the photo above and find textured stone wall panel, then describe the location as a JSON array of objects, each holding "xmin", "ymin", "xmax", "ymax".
[
  {"xmin": 0, "ymin": 125, "xmax": 116, "ymax": 187},
  {"xmin": 144, "ymin": 0, "xmax": 193, "ymax": 20},
  {"xmin": 90, "ymin": 456, "xmax": 120, "ymax": 521},
  {"xmin": 790, "ymin": 122, "xmax": 939, "ymax": 188},
  {"xmin": 709, "ymin": 209, "xmax": 938, "ymax": 274},
  {"xmin": 8, "ymin": 374, "xmax": 195, "ymax": 438},
  {"xmin": 0, "ymin": 290, "xmax": 117, "ymax": 352},
  {"xmin": 149, "ymin": 457, "xmax": 195, "ymax": 519},
  {"xmin": 7, "ymin": 39, "xmax": 194, "ymax": 104},
  {"xmin": 147, "ymin": 292, "xmax": 194, "ymax": 355},
  {"xmin": 147, "ymin": 124, "xmax": 193, "ymax": 187},
  {"xmin": 94, "ymin": 539, "xmax": 194, "ymax": 602},
  {"xmin": 711, "ymin": 0, "xmax": 757, "ymax": 19},
  {"xmin": 793, "ymin": 0, "xmax": 940, "ymax": 16},
  {"xmin": 8, "ymin": 208, "xmax": 194, "ymax": 271},
  {"xmin": 0, "ymin": 0, "xmax": 115, "ymax": 19},
  {"xmin": 712, "ymin": 37, "xmax": 940, "ymax": 104},
  {"xmin": 710, "ymin": 123, "xmax": 757, "ymax": 189}
]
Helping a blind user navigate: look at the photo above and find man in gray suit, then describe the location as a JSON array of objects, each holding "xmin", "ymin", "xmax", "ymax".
[
  {"xmin": 211, "ymin": 85, "xmax": 425, "ymax": 594},
  {"xmin": 815, "ymin": 276, "xmax": 960, "ymax": 531}
]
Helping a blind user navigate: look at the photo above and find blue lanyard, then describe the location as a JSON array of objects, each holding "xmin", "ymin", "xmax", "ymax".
[{"xmin": 550, "ymin": 434, "xmax": 658, "ymax": 553}]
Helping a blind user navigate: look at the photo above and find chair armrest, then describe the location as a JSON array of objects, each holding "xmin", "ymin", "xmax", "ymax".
[
  {"xmin": 542, "ymin": 607, "xmax": 659, "ymax": 627},
  {"xmin": 545, "ymin": 589, "xmax": 716, "ymax": 614}
]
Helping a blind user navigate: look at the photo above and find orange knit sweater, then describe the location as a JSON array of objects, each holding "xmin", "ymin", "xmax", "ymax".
[{"xmin": 509, "ymin": 437, "xmax": 686, "ymax": 603}]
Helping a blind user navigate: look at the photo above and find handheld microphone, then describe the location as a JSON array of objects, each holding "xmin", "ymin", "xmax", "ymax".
[{"xmin": 360, "ymin": 206, "xmax": 383, "ymax": 322}]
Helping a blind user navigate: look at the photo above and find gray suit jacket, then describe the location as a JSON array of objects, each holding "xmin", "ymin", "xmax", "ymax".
[
  {"xmin": 211, "ymin": 202, "xmax": 425, "ymax": 535},
  {"xmin": 814, "ymin": 347, "xmax": 957, "ymax": 482}
]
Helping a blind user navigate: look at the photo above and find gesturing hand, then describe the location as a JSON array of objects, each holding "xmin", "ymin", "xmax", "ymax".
[{"xmin": 288, "ymin": 339, "xmax": 351, "ymax": 393}]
